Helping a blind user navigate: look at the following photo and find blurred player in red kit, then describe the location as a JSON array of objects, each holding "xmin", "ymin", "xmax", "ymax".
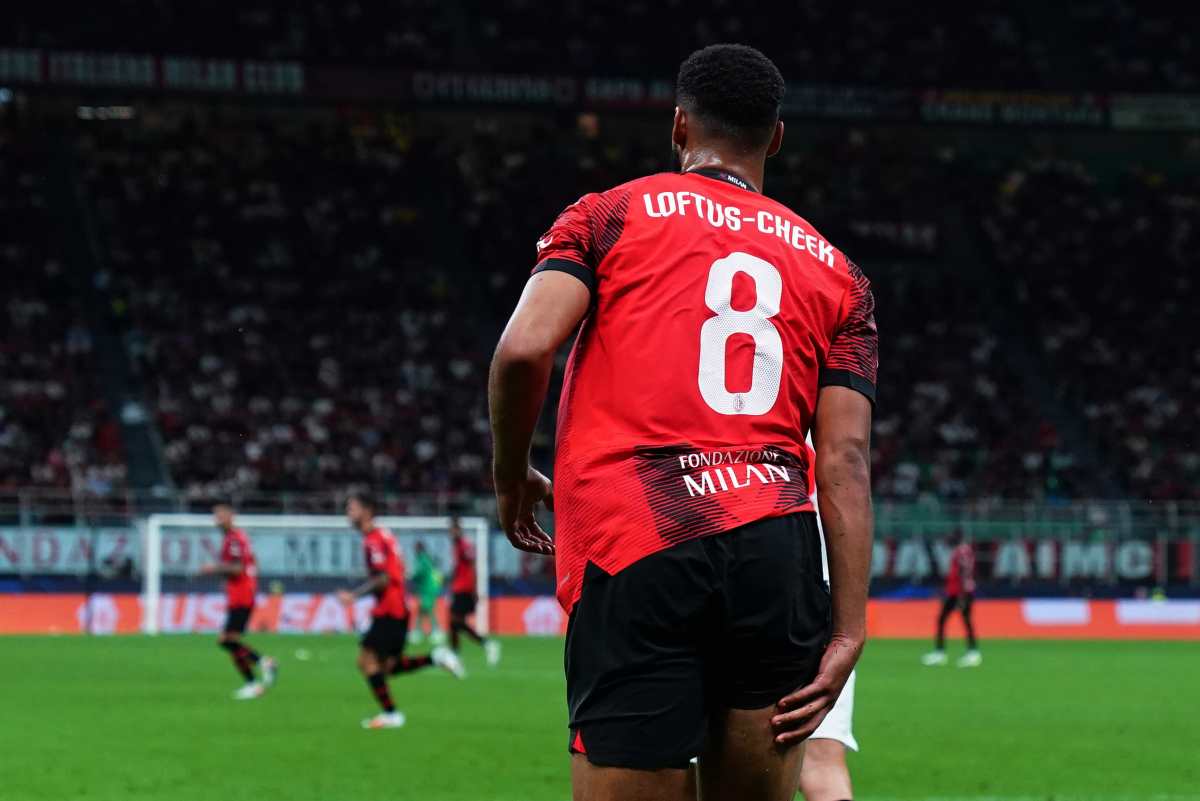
[
  {"xmin": 448, "ymin": 517, "xmax": 501, "ymax": 667},
  {"xmin": 489, "ymin": 44, "xmax": 877, "ymax": 801},
  {"xmin": 923, "ymin": 531, "xmax": 981, "ymax": 667},
  {"xmin": 199, "ymin": 503, "xmax": 277, "ymax": 700},
  {"xmin": 337, "ymin": 494, "xmax": 464, "ymax": 730}
]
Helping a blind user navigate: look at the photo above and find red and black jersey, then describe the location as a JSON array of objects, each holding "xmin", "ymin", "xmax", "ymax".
[
  {"xmin": 220, "ymin": 528, "xmax": 257, "ymax": 609},
  {"xmin": 535, "ymin": 169, "xmax": 878, "ymax": 611},
  {"xmin": 363, "ymin": 527, "xmax": 409, "ymax": 618},
  {"xmin": 946, "ymin": 542, "xmax": 976, "ymax": 596},
  {"xmin": 450, "ymin": 535, "xmax": 476, "ymax": 595}
]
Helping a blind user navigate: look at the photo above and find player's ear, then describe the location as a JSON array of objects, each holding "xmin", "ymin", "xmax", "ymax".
[
  {"xmin": 766, "ymin": 120, "xmax": 784, "ymax": 159},
  {"xmin": 672, "ymin": 106, "xmax": 688, "ymax": 151}
]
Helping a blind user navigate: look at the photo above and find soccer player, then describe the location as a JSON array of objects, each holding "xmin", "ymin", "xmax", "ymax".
[
  {"xmin": 489, "ymin": 44, "xmax": 877, "ymax": 801},
  {"xmin": 409, "ymin": 541, "xmax": 444, "ymax": 644},
  {"xmin": 923, "ymin": 531, "xmax": 981, "ymax": 667},
  {"xmin": 448, "ymin": 517, "xmax": 501, "ymax": 667},
  {"xmin": 199, "ymin": 503, "xmax": 277, "ymax": 700},
  {"xmin": 337, "ymin": 494, "xmax": 464, "ymax": 730}
]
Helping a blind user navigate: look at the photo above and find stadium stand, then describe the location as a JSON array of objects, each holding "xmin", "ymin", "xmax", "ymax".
[
  {"xmin": 2, "ymin": 1, "xmax": 1193, "ymax": 89},
  {"xmin": 984, "ymin": 157, "xmax": 1200, "ymax": 500},
  {"xmin": 62, "ymin": 111, "xmax": 1106, "ymax": 501},
  {"xmin": 0, "ymin": 118, "xmax": 126, "ymax": 496}
]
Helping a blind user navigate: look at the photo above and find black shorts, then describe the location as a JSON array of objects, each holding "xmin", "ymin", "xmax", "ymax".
[
  {"xmin": 361, "ymin": 615, "xmax": 410, "ymax": 658},
  {"xmin": 450, "ymin": 592, "xmax": 477, "ymax": 617},
  {"xmin": 223, "ymin": 605, "xmax": 253, "ymax": 634},
  {"xmin": 565, "ymin": 512, "xmax": 831, "ymax": 770},
  {"xmin": 942, "ymin": 593, "xmax": 975, "ymax": 614}
]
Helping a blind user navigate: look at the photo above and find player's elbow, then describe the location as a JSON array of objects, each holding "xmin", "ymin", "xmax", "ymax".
[
  {"xmin": 815, "ymin": 436, "xmax": 871, "ymax": 491},
  {"xmin": 492, "ymin": 329, "xmax": 557, "ymax": 370}
]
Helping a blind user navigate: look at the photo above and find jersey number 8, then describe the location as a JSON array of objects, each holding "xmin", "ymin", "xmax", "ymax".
[{"xmin": 697, "ymin": 252, "xmax": 783, "ymax": 416}]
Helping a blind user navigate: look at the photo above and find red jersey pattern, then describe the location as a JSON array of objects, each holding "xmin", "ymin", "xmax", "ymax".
[
  {"xmin": 535, "ymin": 170, "xmax": 879, "ymax": 610},
  {"xmin": 451, "ymin": 536, "xmax": 476, "ymax": 595},
  {"xmin": 363, "ymin": 527, "xmax": 409, "ymax": 618},
  {"xmin": 220, "ymin": 528, "xmax": 257, "ymax": 609},
  {"xmin": 946, "ymin": 542, "xmax": 976, "ymax": 596}
]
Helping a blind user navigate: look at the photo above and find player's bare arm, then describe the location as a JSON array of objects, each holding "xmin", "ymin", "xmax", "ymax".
[
  {"xmin": 773, "ymin": 386, "xmax": 873, "ymax": 745},
  {"xmin": 338, "ymin": 573, "xmax": 389, "ymax": 605},
  {"xmin": 488, "ymin": 269, "xmax": 589, "ymax": 555}
]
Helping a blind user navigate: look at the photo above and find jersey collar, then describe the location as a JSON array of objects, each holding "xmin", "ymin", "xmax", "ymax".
[{"xmin": 685, "ymin": 167, "xmax": 759, "ymax": 194}]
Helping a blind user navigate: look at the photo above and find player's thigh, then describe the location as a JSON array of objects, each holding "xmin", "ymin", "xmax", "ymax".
[
  {"xmin": 570, "ymin": 754, "xmax": 691, "ymax": 801},
  {"xmin": 698, "ymin": 705, "xmax": 806, "ymax": 801},
  {"xmin": 223, "ymin": 606, "xmax": 252, "ymax": 637},
  {"xmin": 717, "ymin": 513, "xmax": 831, "ymax": 710},
  {"xmin": 360, "ymin": 616, "xmax": 407, "ymax": 669},
  {"xmin": 450, "ymin": 592, "xmax": 476, "ymax": 619},
  {"xmin": 798, "ymin": 739, "xmax": 852, "ymax": 801},
  {"xmin": 566, "ymin": 548, "xmax": 715, "ymax": 772}
]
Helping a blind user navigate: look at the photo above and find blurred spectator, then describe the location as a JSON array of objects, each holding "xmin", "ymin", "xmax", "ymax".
[{"xmin": 0, "ymin": 120, "xmax": 125, "ymax": 494}]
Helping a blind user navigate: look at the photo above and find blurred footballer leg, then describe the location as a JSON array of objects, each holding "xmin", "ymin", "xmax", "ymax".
[
  {"xmin": 961, "ymin": 595, "xmax": 978, "ymax": 651},
  {"xmin": 698, "ymin": 706, "xmax": 805, "ymax": 801},
  {"xmin": 570, "ymin": 755, "xmax": 691, "ymax": 801},
  {"xmin": 935, "ymin": 596, "xmax": 955, "ymax": 650}
]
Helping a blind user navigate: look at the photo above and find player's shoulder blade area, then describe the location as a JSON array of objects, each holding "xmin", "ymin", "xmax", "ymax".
[{"xmin": 634, "ymin": 171, "xmax": 843, "ymax": 270}]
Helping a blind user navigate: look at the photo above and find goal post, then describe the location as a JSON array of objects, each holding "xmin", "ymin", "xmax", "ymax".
[{"xmin": 140, "ymin": 514, "xmax": 491, "ymax": 635}]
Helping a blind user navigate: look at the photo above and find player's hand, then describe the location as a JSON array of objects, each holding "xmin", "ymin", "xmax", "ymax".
[
  {"xmin": 770, "ymin": 632, "xmax": 863, "ymax": 746},
  {"xmin": 198, "ymin": 563, "xmax": 215, "ymax": 576},
  {"xmin": 494, "ymin": 465, "xmax": 555, "ymax": 556},
  {"xmin": 336, "ymin": 590, "xmax": 356, "ymax": 607}
]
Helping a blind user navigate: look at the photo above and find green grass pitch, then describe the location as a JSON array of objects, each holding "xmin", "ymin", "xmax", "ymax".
[{"xmin": 2, "ymin": 635, "xmax": 1197, "ymax": 801}]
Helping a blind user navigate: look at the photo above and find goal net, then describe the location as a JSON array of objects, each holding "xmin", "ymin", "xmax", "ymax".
[{"xmin": 140, "ymin": 514, "xmax": 490, "ymax": 636}]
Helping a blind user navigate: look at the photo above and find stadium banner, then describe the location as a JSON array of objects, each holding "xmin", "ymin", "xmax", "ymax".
[
  {"xmin": 0, "ymin": 47, "xmax": 1133, "ymax": 129},
  {"xmin": 2, "ymin": 593, "xmax": 1198, "ymax": 639},
  {"xmin": 1, "ymin": 527, "xmax": 1193, "ymax": 584},
  {"xmin": 0, "ymin": 48, "xmax": 304, "ymax": 94},
  {"xmin": 870, "ymin": 537, "xmax": 1194, "ymax": 585},
  {"xmin": 1111, "ymin": 94, "xmax": 1200, "ymax": 131},
  {"xmin": 782, "ymin": 85, "xmax": 913, "ymax": 121},
  {"xmin": 918, "ymin": 90, "xmax": 1108, "ymax": 127}
]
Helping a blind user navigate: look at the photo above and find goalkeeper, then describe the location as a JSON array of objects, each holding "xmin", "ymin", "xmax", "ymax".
[{"xmin": 409, "ymin": 541, "xmax": 444, "ymax": 643}]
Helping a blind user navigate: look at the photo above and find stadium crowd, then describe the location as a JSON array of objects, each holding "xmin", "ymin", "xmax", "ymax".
[
  {"xmin": 66, "ymin": 111, "xmax": 1153, "ymax": 503},
  {"xmin": 984, "ymin": 158, "xmax": 1200, "ymax": 500},
  {"xmin": 80, "ymin": 114, "xmax": 493, "ymax": 498},
  {"xmin": 1, "ymin": 84, "xmax": 1193, "ymax": 503},
  {"xmin": 3, "ymin": 0, "xmax": 1194, "ymax": 90},
  {"xmin": 0, "ymin": 120, "xmax": 126, "ymax": 496}
]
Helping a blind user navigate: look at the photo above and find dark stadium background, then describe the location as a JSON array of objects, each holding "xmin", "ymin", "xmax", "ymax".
[
  {"xmin": 0, "ymin": 1, "xmax": 1196, "ymax": 626},
  {"xmin": 1, "ymin": 4, "xmax": 1198, "ymax": 801}
]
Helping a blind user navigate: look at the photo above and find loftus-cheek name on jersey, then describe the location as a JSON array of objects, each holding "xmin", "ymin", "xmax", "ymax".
[
  {"xmin": 642, "ymin": 190, "xmax": 835, "ymax": 267},
  {"xmin": 677, "ymin": 447, "xmax": 794, "ymax": 498}
]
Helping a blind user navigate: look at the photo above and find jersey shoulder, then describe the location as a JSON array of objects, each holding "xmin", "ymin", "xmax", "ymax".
[{"xmin": 756, "ymin": 193, "xmax": 859, "ymax": 279}]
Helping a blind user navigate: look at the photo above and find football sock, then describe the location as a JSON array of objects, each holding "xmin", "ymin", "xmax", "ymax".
[
  {"xmin": 220, "ymin": 640, "xmax": 258, "ymax": 682},
  {"xmin": 390, "ymin": 655, "xmax": 433, "ymax": 675},
  {"xmin": 367, "ymin": 672, "xmax": 395, "ymax": 713},
  {"xmin": 452, "ymin": 620, "xmax": 485, "ymax": 647}
]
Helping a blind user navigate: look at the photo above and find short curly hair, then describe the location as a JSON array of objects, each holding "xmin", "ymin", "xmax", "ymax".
[{"xmin": 677, "ymin": 44, "xmax": 785, "ymax": 151}]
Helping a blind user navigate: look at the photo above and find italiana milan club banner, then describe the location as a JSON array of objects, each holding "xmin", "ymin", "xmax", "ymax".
[
  {"xmin": 0, "ymin": 48, "xmax": 303, "ymax": 94},
  {"xmin": 2, "ymin": 594, "xmax": 1197, "ymax": 639},
  {"xmin": 0, "ymin": 47, "xmax": 1135, "ymax": 128}
]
